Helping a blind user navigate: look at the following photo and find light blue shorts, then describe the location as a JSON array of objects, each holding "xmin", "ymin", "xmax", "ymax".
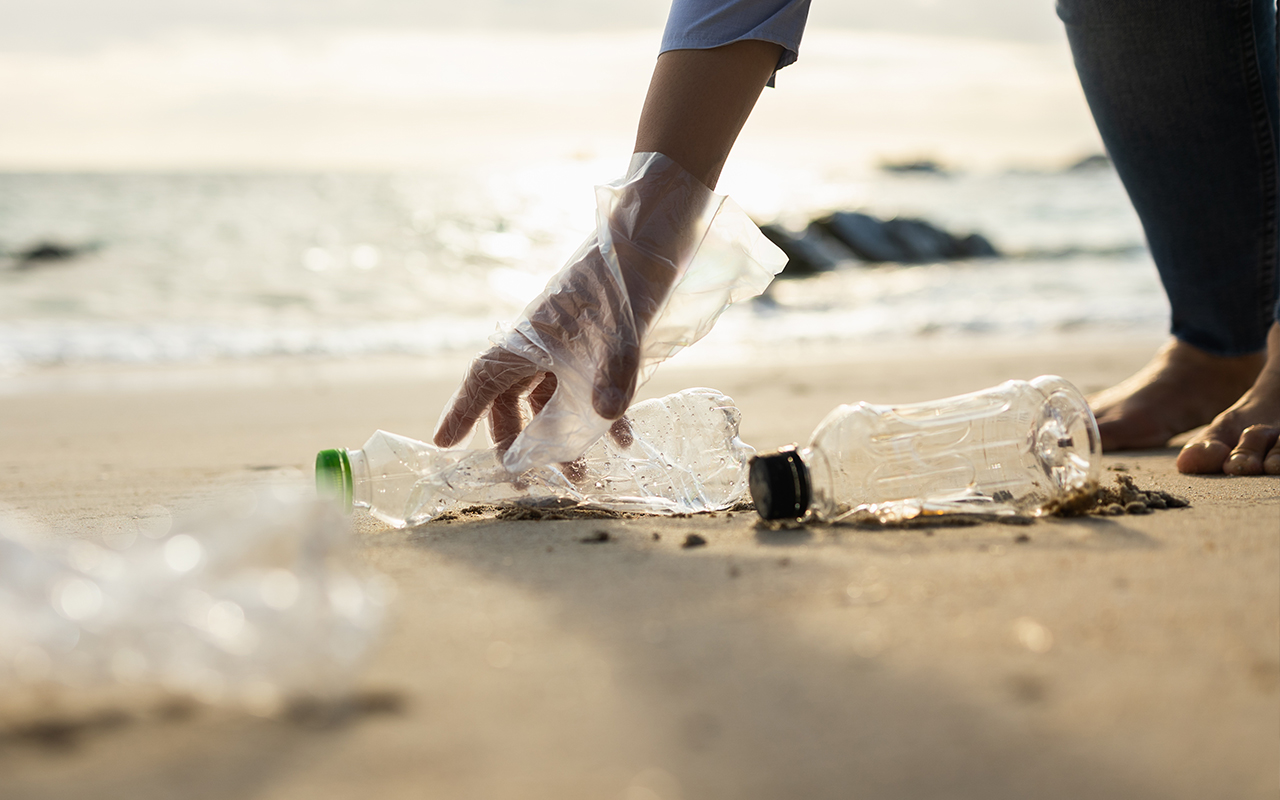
[{"xmin": 660, "ymin": 0, "xmax": 812, "ymax": 86}]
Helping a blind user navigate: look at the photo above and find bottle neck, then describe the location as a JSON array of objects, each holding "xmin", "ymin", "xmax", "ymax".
[
  {"xmin": 347, "ymin": 448, "xmax": 371, "ymax": 507},
  {"xmin": 801, "ymin": 445, "xmax": 843, "ymax": 521}
]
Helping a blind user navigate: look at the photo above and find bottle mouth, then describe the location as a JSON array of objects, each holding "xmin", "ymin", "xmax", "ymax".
[
  {"xmin": 315, "ymin": 449, "xmax": 353, "ymax": 513},
  {"xmin": 1028, "ymin": 376, "xmax": 1102, "ymax": 491},
  {"xmin": 748, "ymin": 446, "xmax": 812, "ymax": 520}
]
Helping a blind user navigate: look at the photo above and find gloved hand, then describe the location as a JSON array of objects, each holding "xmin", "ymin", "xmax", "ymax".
[
  {"xmin": 434, "ymin": 152, "xmax": 786, "ymax": 474},
  {"xmin": 430, "ymin": 247, "xmax": 639, "ymax": 453}
]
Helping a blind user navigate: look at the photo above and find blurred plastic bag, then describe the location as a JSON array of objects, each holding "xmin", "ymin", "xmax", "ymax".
[
  {"xmin": 0, "ymin": 485, "xmax": 391, "ymax": 718},
  {"xmin": 435, "ymin": 152, "xmax": 786, "ymax": 473}
]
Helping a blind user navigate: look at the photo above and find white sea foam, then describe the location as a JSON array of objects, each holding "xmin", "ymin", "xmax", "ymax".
[{"xmin": 0, "ymin": 162, "xmax": 1164, "ymax": 372}]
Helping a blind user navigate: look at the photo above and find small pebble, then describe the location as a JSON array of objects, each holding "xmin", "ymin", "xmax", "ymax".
[
  {"xmin": 682, "ymin": 534, "xmax": 707, "ymax": 549},
  {"xmin": 1104, "ymin": 504, "xmax": 1125, "ymax": 516},
  {"xmin": 1124, "ymin": 501, "xmax": 1149, "ymax": 515},
  {"xmin": 1014, "ymin": 533, "xmax": 1031, "ymax": 544},
  {"xmin": 580, "ymin": 531, "xmax": 611, "ymax": 544},
  {"xmin": 1146, "ymin": 496, "xmax": 1167, "ymax": 510}
]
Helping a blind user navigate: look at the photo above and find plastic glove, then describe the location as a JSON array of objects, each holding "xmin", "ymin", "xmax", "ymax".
[{"xmin": 434, "ymin": 152, "xmax": 786, "ymax": 473}]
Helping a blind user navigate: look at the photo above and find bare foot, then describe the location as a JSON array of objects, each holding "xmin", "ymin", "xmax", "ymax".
[
  {"xmin": 1177, "ymin": 323, "xmax": 1280, "ymax": 475},
  {"xmin": 1088, "ymin": 338, "xmax": 1264, "ymax": 451}
]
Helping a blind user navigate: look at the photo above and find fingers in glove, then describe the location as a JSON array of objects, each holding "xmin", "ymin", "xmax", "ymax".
[
  {"xmin": 592, "ymin": 341, "xmax": 640, "ymax": 420},
  {"xmin": 612, "ymin": 238, "xmax": 680, "ymax": 328},
  {"xmin": 527, "ymin": 247, "xmax": 633, "ymax": 355},
  {"xmin": 489, "ymin": 375, "xmax": 538, "ymax": 452},
  {"xmin": 609, "ymin": 416, "xmax": 633, "ymax": 448},
  {"xmin": 528, "ymin": 373, "xmax": 558, "ymax": 417},
  {"xmin": 434, "ymin": 346, "xmax": 539, "ymax": 448},
  {"xmin": 561, "ymin": 456, "xmax": 588, "ymax": 484}
]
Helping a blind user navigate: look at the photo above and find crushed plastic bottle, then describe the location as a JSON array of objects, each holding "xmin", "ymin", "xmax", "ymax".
[
  {"xmin": 317, "ymin": 388, "xmax": 754, "ymax": 528},
  {"xmin": 0, "ymin": 485, "xmax": 391, "ymax": 719},
  {"xmin": 749, "ymin": 375, "xmax": 1101, "ymax": 523}
]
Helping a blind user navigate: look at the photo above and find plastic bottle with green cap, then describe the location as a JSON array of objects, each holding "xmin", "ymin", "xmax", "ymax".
[
  {"xmin": 749, "ymin": 375, "xmax": 1101, "ymax": 523},
  {"xmin": 316, "ymin": 388, "xmax": 755, "ymax": 528}
]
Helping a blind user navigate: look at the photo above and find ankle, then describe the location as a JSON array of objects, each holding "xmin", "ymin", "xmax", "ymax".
[{"xmin": 1158, "ymin": 338, "xmax": 1265, "ymax": 389}]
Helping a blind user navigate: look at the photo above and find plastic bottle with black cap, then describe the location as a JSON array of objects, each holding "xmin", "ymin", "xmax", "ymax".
[{"xmin": 750, "ymin": 375, "xmax": 1101, "ymax": 521}]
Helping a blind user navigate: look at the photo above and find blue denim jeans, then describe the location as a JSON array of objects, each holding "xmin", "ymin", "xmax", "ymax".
[
  {"xmin": 1057, "ymin": 0, "xmax": 1280, "ymax": 356},
  {"xmin": 662, "ymin": 0, "xmax": 1280, "ymax": 353}
]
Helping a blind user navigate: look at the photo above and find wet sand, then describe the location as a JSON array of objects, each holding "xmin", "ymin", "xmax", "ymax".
[{"xmin": 0, "ymin": 337, "xmax": 1276, "ymax": 800}]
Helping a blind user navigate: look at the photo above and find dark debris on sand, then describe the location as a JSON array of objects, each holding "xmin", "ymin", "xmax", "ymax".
[
  {"xmin": 430, "ymin": 505, "xmax": 496, "ymax": 523},
  {"xmin": 0, "ymin": 708, "xmax": 134, "ymax": 751},
  {"xmin": 420, "ymin": 475, "xmax": 1183, "ymax": 531},
  {"xmin": 754, "ymin": 510, "xmax": 1036, "ymax": 532},
  {"xmin": 428, "ymin": 497, "xmax": 735, "ymax": 524},
  {"xmin": 428, "ymin": 500, "xmax": 640, "ymax": 523},
  {"xmin": 682, "ymin": 534, "xmax": 708, "ymax": 549},
  {"xmin": 1044, "ymin": 474, "xmax": 1190, "ymax": 517},
  {"xmin": 749, "ymin": 475, "xmax": 1189, "ymax": 532},
  {"xmin": 0, "ymin": 688, "xmax": 408, "ymax": 753},
  {"xmin": 497, "ymin": 505, "xmax": 638, "ymax": 522}
]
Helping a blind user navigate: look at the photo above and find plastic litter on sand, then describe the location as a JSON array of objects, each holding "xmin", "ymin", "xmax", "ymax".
[{"xmin": 0, "ymin": 485, "xmax": 392, "ymax": 723}]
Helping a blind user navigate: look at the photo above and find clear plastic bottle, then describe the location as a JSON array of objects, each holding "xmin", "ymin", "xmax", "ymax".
[
  {"xmin": 316, "ymin": 388, "xmax": 755, "ymax": 528},
  {"xmin": 749, "ymin": 375, "xmax": 1101, "ymax": 522},
  {"xmin": 0, "ymin": 487, "xmax": 390, "ymax": 715}
]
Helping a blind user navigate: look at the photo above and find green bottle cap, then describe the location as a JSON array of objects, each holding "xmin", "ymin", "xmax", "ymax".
[{"xmin": 315, "ymin": 449, "xmax": 353, "ymax": 513}]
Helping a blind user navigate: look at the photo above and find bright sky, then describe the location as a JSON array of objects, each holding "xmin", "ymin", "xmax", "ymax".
[
  {"xmin": 0, "ymin": 1, "xmax": 1096, "ymax": 171},
  {"xmin": 6, "ymin": 0, "xmax": 1064, "ymax": 49}
]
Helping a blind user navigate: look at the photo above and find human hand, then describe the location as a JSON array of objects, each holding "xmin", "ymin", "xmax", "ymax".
[
  {"xmin": 433, "ymin": 152, "xmax": 784, "ymax": 474},
  {"xmin": 431, "ymin": 235, "xmax": 658, "ymax": 461},
  {"xmin": 432, "ymin": 330, "xmax": 635, "ymax": 456},
  {"xmin": 433, "ymin": 154, "xmax": 711, "ymax": 471}
]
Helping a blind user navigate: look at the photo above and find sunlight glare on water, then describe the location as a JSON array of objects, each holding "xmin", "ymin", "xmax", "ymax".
[{"xmin": 0, "ymin": 26, "xmax": 1168, "ymax": 373}]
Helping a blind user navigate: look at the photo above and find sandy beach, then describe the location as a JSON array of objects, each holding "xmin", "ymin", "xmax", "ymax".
[{"xmin": 1, "ymin": 336, "xmax": 1276, "ymax": 800}]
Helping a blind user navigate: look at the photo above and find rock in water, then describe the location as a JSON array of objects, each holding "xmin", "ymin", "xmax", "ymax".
[
  {"xmin": 878, "ymin": 158, "xmax": 949, "ymax": 176},
  {"xmin": 882, "ymin": 218, "xmax": 959, "ymax": 262},
  {"xmin": 954, "ymin": 232, "xmax": 1000, "ymax": 258},
  {"xmin": 760, "ymin": 224, "xmax": 855, "ymax": 277},
  {"xmin": 777, "ymin": 211, "xmax": 1000, "ymax": 267},
  {"xmin": 13, "ymin": 242, "xmax": 89, "ymax": 270},
  {"xmin": 1066, "ymin": 153, "xmax": 1110, "ymax": 172},
  {"xmin": 813, "ymin": 212, "xmax": 908, "ymax": 263}
]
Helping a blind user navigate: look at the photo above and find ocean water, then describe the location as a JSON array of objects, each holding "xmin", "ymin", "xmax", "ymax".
[
  {"xmin": 0, "ymin": 159, "xmax": 1166, "ymax": 373},
  {"xmin": 0, "ymin": 25, "xmax": 1169, "ymax": 373}
]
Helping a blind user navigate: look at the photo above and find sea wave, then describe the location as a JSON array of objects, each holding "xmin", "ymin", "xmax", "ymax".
[{"xmin": 0, "ymin": 165, "xmax": 1166, "ymax": 371}]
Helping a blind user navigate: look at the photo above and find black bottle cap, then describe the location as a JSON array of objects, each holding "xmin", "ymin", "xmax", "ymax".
[{"xmin": 749, "ymin": 446, "xmax": 812, "ymax": 520}]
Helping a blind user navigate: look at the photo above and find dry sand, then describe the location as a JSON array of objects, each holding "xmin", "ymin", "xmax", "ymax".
[{"xmin": 0, "ymin": 337, "xmax": 1276, "ymax": 800}]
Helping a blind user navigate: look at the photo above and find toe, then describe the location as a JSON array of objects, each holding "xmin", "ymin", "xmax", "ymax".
[
  {"xmin": 1266, "ymin": 444, "xmax": 1280, "ymax": 475},
  {"xmin": 1223, "ymin": 425, "xmax": 1279, "ymax": 476},
  {"xmin": 1177, "ymin": 439, "xmax": 1232, "ymax": 474}
]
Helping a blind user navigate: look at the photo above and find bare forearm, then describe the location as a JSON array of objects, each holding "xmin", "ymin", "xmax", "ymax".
[{"xmin": 634, "ymin": 40, "xmax": 784, "ymax": 189}]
